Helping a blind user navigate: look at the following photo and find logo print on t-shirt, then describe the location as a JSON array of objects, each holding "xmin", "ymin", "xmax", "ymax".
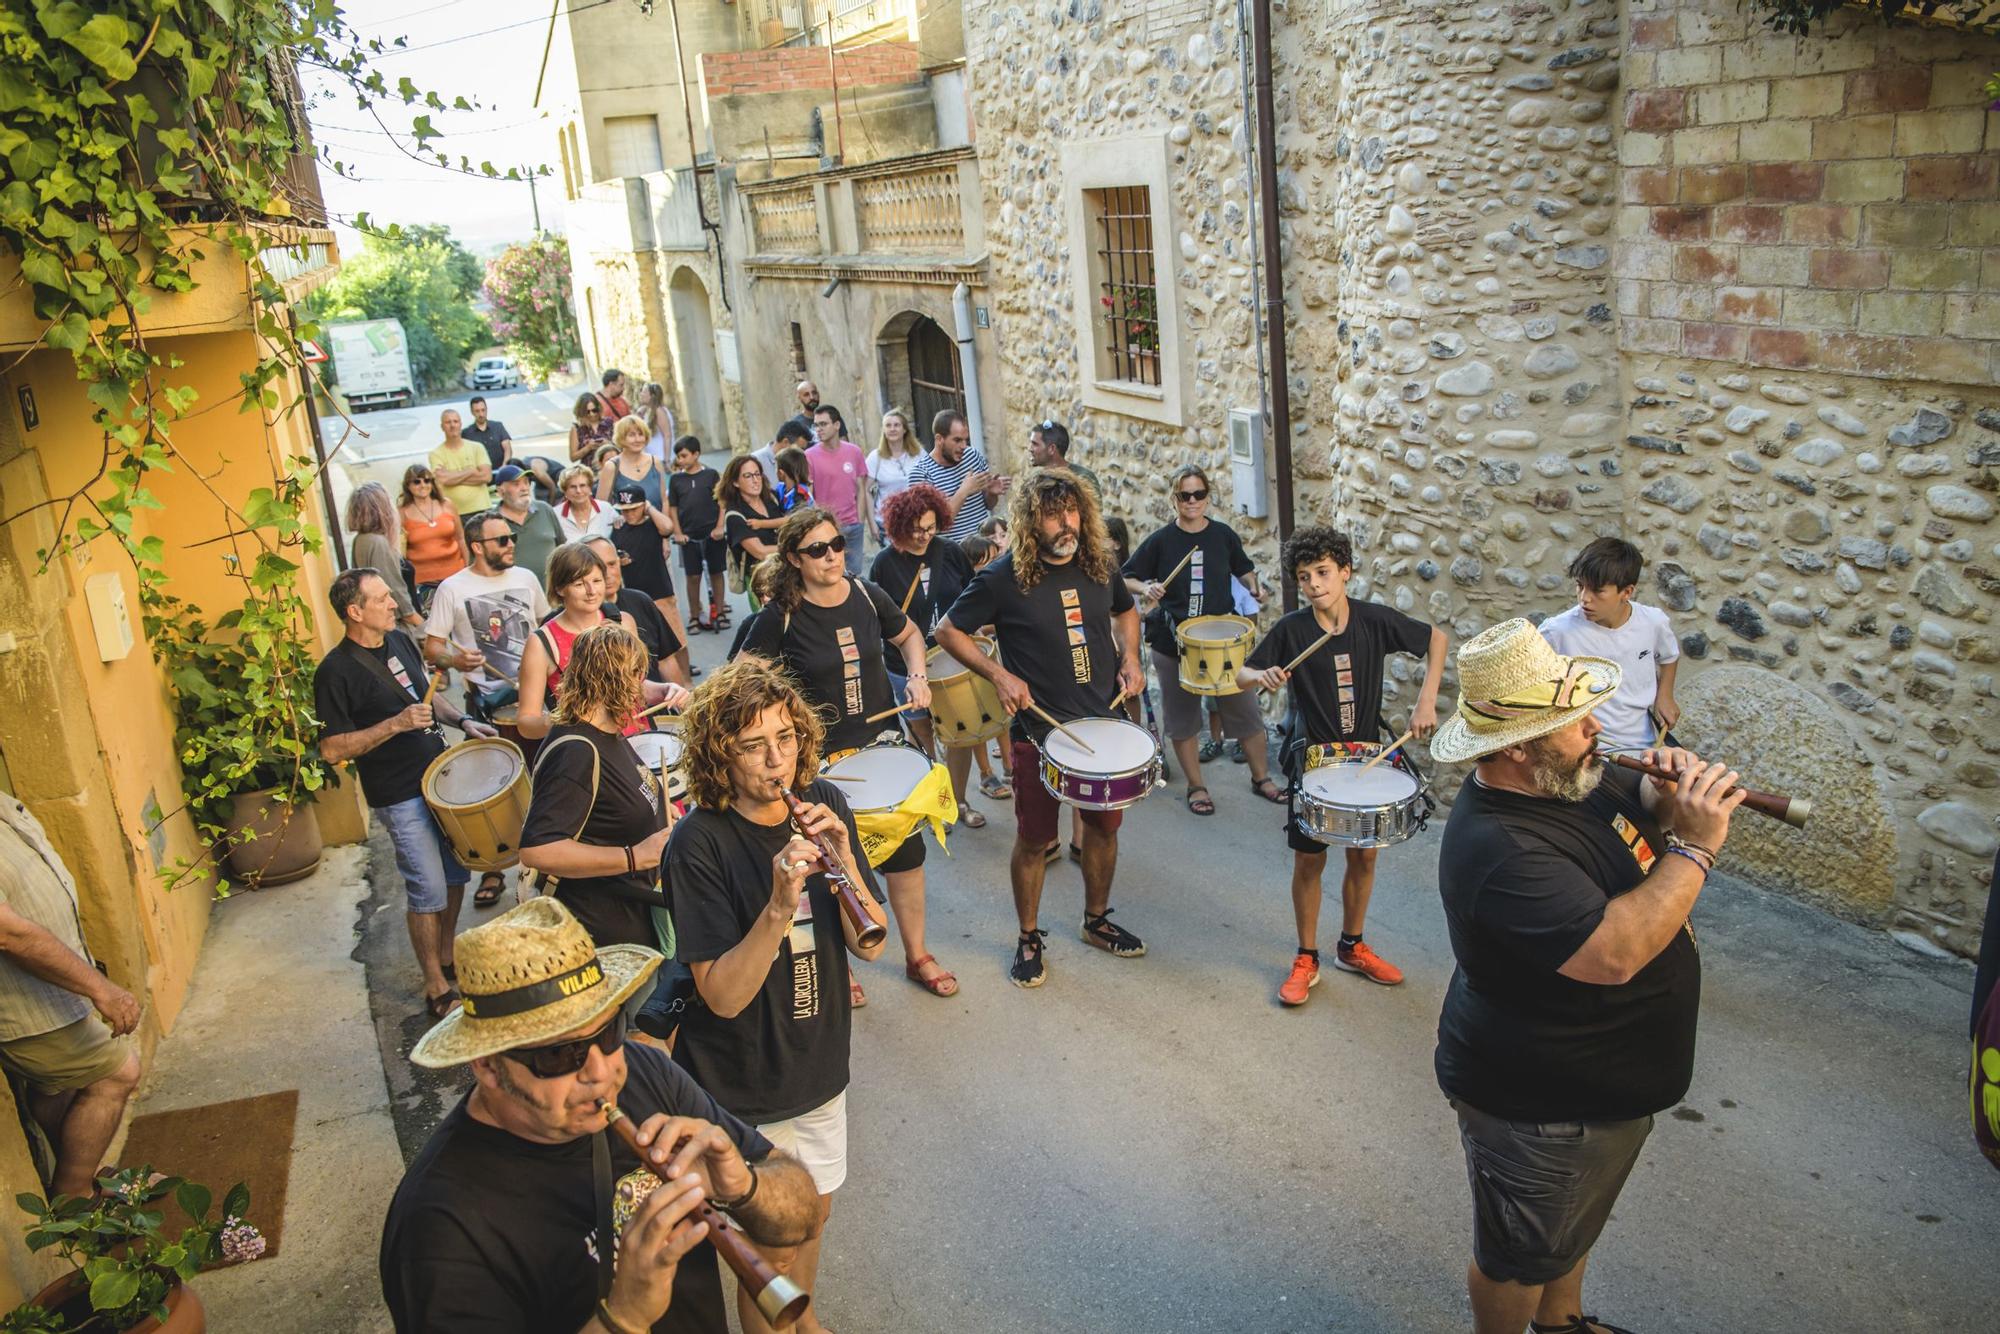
[
  {"xmin": 836, "ymin": 625, "xmax": 862, "ymax": 715},
  {"xmin": 1190, "ymin": 549, "xmax": 1206, "ymax": 611},
  {"xmin": 1061, "ymin": 588, "xmax": 1088, "ymax": 682},
  {"xmin": 1610, "ymin": 812, "xmax": 1656, "ymax": 872},
  {"xmin": 787, "ymin": 895, "xmax": 820, "ymax": 1019},
  {"xmin": 1335, "ymin": 652, "xmax": 1357, "ymax": 736}
]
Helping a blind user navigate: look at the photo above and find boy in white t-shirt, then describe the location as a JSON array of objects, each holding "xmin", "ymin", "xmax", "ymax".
[{"xmin": 1537, "ymin": 536, "xmax": 1681, "ymax": 751}]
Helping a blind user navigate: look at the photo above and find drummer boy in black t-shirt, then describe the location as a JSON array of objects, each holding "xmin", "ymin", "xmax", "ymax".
[{"xmin": 1239, "ymin": 527, "xmax": 1447, "ymax": 1007}]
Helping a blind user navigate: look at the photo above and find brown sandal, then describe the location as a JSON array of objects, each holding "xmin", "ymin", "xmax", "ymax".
[
  {"xmin": 904, "ymin": 955, "xmax": 959, "ymax": 997},
  {"xmin": 1186, "ymin": 786, "xmax": 1216, "ymax": 816},
  {"xmin": 1251, "ymin": 776, "xmax": 1285, "ymax": 804},
  {"xmin": 425, "ymin": 990, "xmax": 460, "ymax": 1020}
]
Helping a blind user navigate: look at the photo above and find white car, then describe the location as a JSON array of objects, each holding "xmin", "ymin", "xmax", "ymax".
[{"xmin": 465, "ymin": 356, "xmax": 522, "ymax": 390}]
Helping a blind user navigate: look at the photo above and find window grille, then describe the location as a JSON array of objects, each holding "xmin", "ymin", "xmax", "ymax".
[{"xmin": 1088, "ymin": 186, "xmax": 1160, "ymax": 387}]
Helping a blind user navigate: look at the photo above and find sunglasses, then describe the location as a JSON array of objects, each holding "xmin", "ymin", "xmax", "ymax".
[
  {"xmin": 501, "ymin": 1010, "xmax": 626, "ymax": 1079},
  {"xmin": 1177, "ymin": 488, "xmax": 1209, "ymax": 502},
  {"xmin": 479, "ymin": 533, "xmax": 518, "ymax": 546},
  {"xmin": 799, "ymin": 535, "xmax": 848, "ymax": 560}
]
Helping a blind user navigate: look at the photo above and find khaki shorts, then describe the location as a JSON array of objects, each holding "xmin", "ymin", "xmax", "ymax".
[
  {"xmin": 0, "ymin": 1015, "xmax": 132, "ymax": 1095},
  {"xmin": 757, "ymin": 1090, "xmax": 848, "ymax": 1195}
]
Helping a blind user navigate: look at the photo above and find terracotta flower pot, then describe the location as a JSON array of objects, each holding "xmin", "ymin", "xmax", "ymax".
[
  {"xmin": 27, "ymin": 1270, "xmax": 206, "ymax": 1333},
  {"xmin": 223, "ymin": 788, "xmax": 323, "ymax": 887}
]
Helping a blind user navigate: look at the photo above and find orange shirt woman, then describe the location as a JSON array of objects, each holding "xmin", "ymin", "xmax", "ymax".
[{"xmin": 399, "ymin": 464, "xmax": 469, "ymax": 587}]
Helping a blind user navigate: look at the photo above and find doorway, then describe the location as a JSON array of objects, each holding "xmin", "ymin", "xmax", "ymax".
[{"xmin": 667, "ymin": 267, "xmax": 723, "ymax": 448}]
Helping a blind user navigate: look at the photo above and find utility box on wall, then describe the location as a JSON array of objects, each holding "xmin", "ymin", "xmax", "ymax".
[
  {"xmin": 1228, "ymin": 407, "xmax": 1268, "ymax": 519},
  {"xmin": 83, "ymin": 572, "xmax": 133, "ymax": 662}
]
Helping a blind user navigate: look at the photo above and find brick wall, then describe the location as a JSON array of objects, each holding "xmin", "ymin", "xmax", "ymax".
[
  {"xmin": 1618, "ymin": 4, "xmax": 2000, "ymax": 386},
  {"xmin": 703, "ymin": 41, "xmax": 921, "ymax": 97}
]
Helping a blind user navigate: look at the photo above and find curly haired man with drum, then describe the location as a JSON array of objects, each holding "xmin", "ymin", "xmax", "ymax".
[
  {"xmin": 936, "ymin": 468, "xmax": 1146, "ymax": 989},
  {"xmin": 1238, "ymin": 527, "xmax": 1446, "ymax": 1006}
]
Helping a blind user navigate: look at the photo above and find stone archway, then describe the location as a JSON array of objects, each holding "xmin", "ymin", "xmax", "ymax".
[
  {"xmin": 876, "ymin": 308, "xmax": 963, "ymax": 434},
  {"xmin": 666, "ymin": 267, "xmax": 722, "ymax": 448}
]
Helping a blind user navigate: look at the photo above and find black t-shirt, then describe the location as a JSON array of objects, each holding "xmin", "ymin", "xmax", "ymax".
[
  {"xmin": 941, "ymin": 552, "xmax": 1135, "ymax": 744},
  {"xmin": 1244, "ymin": 601, "xmax": 1431, "ymax": 751},
  {"xmin": 1434, "ymin": 767, "xmax": 1702, "ymax": 1123},
  {"xmin": 613, "ymin": 588, "xmax": 682, "ymax": 672},
  {"xmin": 741, "ymin": 580, "xmax": 909, "ymax": 756},
  {"xmin": 668, "ymin": 468, "xmax": 722, "ymax": 535},
  {"xmin": 313, "ymin": 632, "xmax": 446, "ymax": 808},
  {"xmin": 867, "ymin": 542, "xmax": 974, "ymax": 648},
  {"xmin": 722, "ymin": 495, "xmax": 783, "ymax": 563},
  {"xmin": 520, "ymin": 725, "xmax": 664, "ymax": 949},
  {"xmin": 1121, "ymin": 520, "xmax": 1255, "ymax": 658},
  {"xmin": 379, "ymin": 1042, "xmax": 771, "ymax": 1334},
  {"xmin": 461, "ymin": 420, "xmax": 512, "ymax": 470},
  {"xmin": 664, "ymin": 779, "xmax": 877, "ymax": 1123},
  {"xmin": 613, "ymin": 518, "xmax": 674, "ymax": 600}
]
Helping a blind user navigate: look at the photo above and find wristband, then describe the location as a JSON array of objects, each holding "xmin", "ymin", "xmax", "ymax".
[
  {"xmin": 597, "ymin": 1299, "xmax": 645, "ymax": 1334},
  {"xmin": 712, "ymin": 1161, "xmax": 760, "ymax": 1213},
  {"xmin": 624, "ymin": 845, "xmax": 638, "ymax": 875},
  {"xmin": 1664, "ymin": 832, "xmax": 1717, "ymax": 865},
  {"xmin": 1664, "ymin": 846, "xmax": 1710, "ymax": 876}
]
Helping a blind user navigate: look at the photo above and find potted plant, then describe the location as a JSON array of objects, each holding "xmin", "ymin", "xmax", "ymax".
[{"xmin": 1, "ymin": 1166, "xmax": 266, "ymax": 1333}]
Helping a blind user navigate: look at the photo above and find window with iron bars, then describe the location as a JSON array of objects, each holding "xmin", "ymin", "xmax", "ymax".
[{"xmin": 1087, "ymin": 185, "xmax": 1161, "ymax": 387}]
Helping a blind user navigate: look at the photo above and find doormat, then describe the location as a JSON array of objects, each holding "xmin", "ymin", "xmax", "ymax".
[{"xmin": 118, "ymin": 1088, "xmax": 297, "ymax": 1262}]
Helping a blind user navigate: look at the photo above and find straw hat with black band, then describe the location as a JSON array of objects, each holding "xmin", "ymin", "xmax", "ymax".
[
  {"xmin": 411, "ymin": 898, "xmax": 661, "ymax": 1069},
  {"xmin": 1428, "ymin": 618, "xmax": 1624, "ymax": 765}
]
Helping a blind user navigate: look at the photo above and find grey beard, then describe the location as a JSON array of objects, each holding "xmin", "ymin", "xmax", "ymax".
[
  {"xmin": 1047, "ymin": 533, "xmax": 1079, "ymax": 558},
  {"xmin": 1531, "ymin": 749, "xmax": 1603, "ymax": 803}
]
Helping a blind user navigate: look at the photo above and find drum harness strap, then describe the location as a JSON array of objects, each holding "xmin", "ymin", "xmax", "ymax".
[{"xmin": 337, "ymin": 633, "xmax": 442, "ymax": 739}]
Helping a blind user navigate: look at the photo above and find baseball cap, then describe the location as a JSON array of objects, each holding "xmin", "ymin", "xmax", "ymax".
[
  {"xmin": 613, "ymin": 483, "xmax": 648, "ymax": 507},
  {"xmin": 493, "ymin": 464, "xmax": 526, "ymax": 483}
]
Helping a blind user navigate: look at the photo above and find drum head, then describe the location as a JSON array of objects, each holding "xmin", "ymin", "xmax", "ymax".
[
  {"xmin": 630, "ymin": 731, "xmax": 682, "ymax": 770},
  {"xmin": 429, "ymin": 742, "xmax": 523, "ymax": 806},
  {"xmin": 1179, "ymin": 617, "xmax": 1252, "ymax": 643},
  {"xmin": 1043, "ymin": 718, "xmax": 1156, "ymax": 772},
  {"xmin": 823, "ymin": 745, "xmax": 931, "ymax": 811},
  {"xmin": 489, "ymin": 704, "xmax": 520, "ymax": 725},
  {"xmin": 926, "ymin": 645, "xmax": 971, "ymax": 681},
  {"xmin": 1300, "ymin": 760, "xmax": 1417, "ymax": 805}
]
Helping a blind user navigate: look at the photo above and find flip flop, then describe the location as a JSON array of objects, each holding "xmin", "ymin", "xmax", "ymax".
[
  {"xmin": 473, "ymin": 873, "xmax": 506, "ymax": 908},
  {"xmin": 1186, "ymin": 786, "xmax": 1215, "ymax": 816}
]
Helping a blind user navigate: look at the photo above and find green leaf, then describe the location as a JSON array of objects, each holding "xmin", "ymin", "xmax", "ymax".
[
  {"xmin": 59, "ymin": 15, "xmax": 139, "ymax": 82},
  {"xmin": 88, "ymin": 1266, "xmax": 140, "ymax": 1312},
  {"xmin": 173, "ymin": 1182, "xmax": 210, "ymax": 1222},
  {"xmin": 44, "ymin": 313, "xmax": 91, "ymax": 352},
  {"xmin": 221, "ymin": 1183, "xmax": 250, "ymax": 1220},
  {"xmin": 19, "ymin": 249, "xmax": 66, "ymax": 289},
  {"xmin": 15, "ymin": 1193, "xmax": 45, "ymax": 1216}
]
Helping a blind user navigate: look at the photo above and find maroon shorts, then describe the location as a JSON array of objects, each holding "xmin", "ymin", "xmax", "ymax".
[{"xmin": 1011, "ymin": 739, "xmax": 1125, "ymax": 847}]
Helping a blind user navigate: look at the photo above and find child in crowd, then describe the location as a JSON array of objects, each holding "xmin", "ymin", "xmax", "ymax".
[
  {"xmin": 1240, "ymin": 526, "xmax": 1446, "ymax": 1006},
  {"xmin": 1537, "ymin": 535, "xmax": 1681, "ymax": 750},
  {"xmin": 773, "ymin": 447, "xmax": 814, "ymax": 512}
]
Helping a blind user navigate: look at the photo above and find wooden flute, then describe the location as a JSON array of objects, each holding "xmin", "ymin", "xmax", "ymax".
[
  {"xmin": 778, "ymin": 788, "xmax": 888, "ymax": 948},
  {"xmin": 1600, "ymin": 752, "xmax": 1810, "ymax": 828}
]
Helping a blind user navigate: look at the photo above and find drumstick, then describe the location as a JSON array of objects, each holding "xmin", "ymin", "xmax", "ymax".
[
  {"xmin": 1027, "ymin": 703, "xmax": 1096, "ymax": 754},
  {"xmin": 1281, "ymin": 627, "xmax": 1336, "ymax": 675},
  {"xmin": 637, "ymin": 697, "xmax": 680, "ymax": 720},
  {"xmin": 1354, "ymin": 728, "xmax": 1415, "ymax": 778},
  {"xmin": 863, "ymin": 702, "xmax": 909, "ymax": 724},
  {"xmin": 1158, "ymin": 546, "xmax": 1198, "ymax": 593},
  {"xmin": 1108, "ymin": 687, "xmax": 1128, "ymax": 712},
  {"xmin": 899, "ymin": 568, "xmax": 923, "ymax": 613},
  {"xmin": 421, "ymin": 671, "xmax": 441, "ymax": 706}
]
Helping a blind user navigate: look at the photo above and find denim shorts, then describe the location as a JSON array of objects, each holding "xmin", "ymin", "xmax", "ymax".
[
  {"xmin": 376, "ymin": 796, "xmax": 469, "ymax": 913},
  {"xmin": 1450, "ymin": 1097, "xmax": 1653, "ymax": 1285}
]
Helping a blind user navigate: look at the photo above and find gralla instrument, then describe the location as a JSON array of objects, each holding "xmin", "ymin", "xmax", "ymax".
[
  {"xmin": 629, "ymin": 724, "xmax": 688, "ymax": 806},
  {"xmin": 1037, "ymin": 716, "xmax": 1162, "ymax": 811},
  {"xmin": 1294, "ymin": 742, "xmax": 1432, "ymax": 848},
  {"xmin": 779, "ymin": 788, "xmax": 889, "ymax": 949},
  {"xmin": 597, "ymin": 1101, "xmax": 810, "ymax": 1328},
  {"xmin": 1174, "ymin": 615, "xmax": 1255, "ymax": 697},
  {"xmin": 926, "ymin": 634, "xmax": 1008, "ymax": 746},
  {"xmin": 423, "ymin": 737, "xmax": 532, "ymax": 871},
  {"xmin": 1600, "ymin": 751, "xmax": 1811, "ymax": 828}
]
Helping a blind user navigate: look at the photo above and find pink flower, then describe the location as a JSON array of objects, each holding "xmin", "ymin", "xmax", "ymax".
[{"xmin": 220, "ymin": 1219, "xmax": 266, "ymax": 1263}]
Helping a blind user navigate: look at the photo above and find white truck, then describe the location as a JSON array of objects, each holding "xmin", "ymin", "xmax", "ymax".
[{"xmin": 326, "ymin": 318, "xmax": 416, "ymax": 411}]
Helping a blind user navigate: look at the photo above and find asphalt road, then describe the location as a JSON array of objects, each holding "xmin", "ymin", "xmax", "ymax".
[
  {"xmin": 318, "ymin": 383, "xmax": 579, "ymax": 506},
  {"xmin": 356, "ymin": 567, "xmax": 2000, "ymax": 1334}
]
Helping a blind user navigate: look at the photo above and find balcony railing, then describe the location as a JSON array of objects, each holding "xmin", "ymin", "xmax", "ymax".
[{"xmin": 739, "ymin": 147, "xmax": 983, "ymax": 283}]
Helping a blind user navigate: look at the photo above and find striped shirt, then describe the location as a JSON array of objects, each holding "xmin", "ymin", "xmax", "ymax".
[
  {"xmin": 908, "ymin": 445, "xmax": 994, "ymax": 544},
  {"xmin": 0, "ymin": 802, "xmax": 95, "ymax": 1040}
]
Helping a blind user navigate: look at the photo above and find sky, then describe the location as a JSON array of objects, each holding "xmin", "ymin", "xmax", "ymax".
[{"xmin": 305, "ymin": 0, "xmax": 564, "ymax": 257}]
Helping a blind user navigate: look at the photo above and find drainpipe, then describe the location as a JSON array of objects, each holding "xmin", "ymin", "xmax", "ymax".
[
  {"xmin": 951, "ymin": 283, "xmax": 986, "ymax": 460},
  {"xmin": 1250, "ymin": 0, "xmax": 1296, "ymax": 609}
]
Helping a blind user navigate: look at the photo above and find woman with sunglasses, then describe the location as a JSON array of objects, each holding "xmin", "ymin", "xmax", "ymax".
[
  {"xmin": 515, "ymin": 544, "xmax": 690, "ymax": 743},
  {"xmin": 717, "ymin": 455, "xmax": 785, "ymax": 611},
  {"xmin": 664, "ymin": 656, "xmax": 887, "ymax": 1333},
  {"xmin": 742, "ymin": 507, "xmax": 951, "ymax": 1004},
  {"xmin": 867, "ymin": 483, "xmax": 988, "ymax": 825},
  {"xmin": 518, "ymin": 623, "xmax": 673, "ymax": 951},
  {"xmin": 399, "ymin": 464, "xmax": 467, "ymax": 612},
  {"xmin": 567, "ymin": 392, "xmax": 614, "ymax": 464},
  {"xmin": 1121, "ymin": 464, "xmax": 1276, "ymax": 816}
]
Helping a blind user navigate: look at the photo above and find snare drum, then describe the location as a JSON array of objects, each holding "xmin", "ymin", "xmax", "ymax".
[
  {"xmin": 629, "ymin": 726, "xmax": 688, "ymax": 805},
  {"xmin": 1038, "ymin": 717, "xmax": 1162, "ymax": 811},
  {"xmin": 928, "ymin": 635, "xmax": 1007, "ymax": 745},
  {"xmin": 423, "ymin": 738, "xmax": 531, "ymax": 871},
  {"xmin": 822, "ymin": 744, "xmax": 933, "ymax": 813},
  {"xmin": 1175, "ymin": 615, "xmax": 1254, "ymax": 696},
  {"xmin": 1294, "ymin": 747, "xmax": 1430, "ymax": 848}
]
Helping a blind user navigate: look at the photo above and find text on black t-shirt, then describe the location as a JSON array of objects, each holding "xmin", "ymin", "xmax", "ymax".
[
  {"xmin": 741, "ymin": 579, "xmax": 909, "ymax": 757},
  {"xmin": 1244, "ymin": 600, "xmax": 1432, "ymax": 752}
]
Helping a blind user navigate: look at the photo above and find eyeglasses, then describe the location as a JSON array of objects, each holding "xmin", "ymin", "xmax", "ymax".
[
  {"xmin": 1177, "ymin": 488, "xmax": 1209, "ymax": 503},
  {"xmin": 501, "ymin": 1010, "xmax": 626, "ymax": 1079},
  {"xmin": 799, "ymin": 535, "xmax": 848, "ymax": 559},
  {"xmin": 913, "ymin": 521, "xmax": 939, "ymax": 537},
  {"xmin": 479, "ymin": 534, "xmax": 518, "ymax": 546},
  {"xmin": 735, "ymin": 729, "xmax": 802, "ymax": 761}
]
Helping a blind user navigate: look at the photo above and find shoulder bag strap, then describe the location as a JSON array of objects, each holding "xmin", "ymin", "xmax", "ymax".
[
  {"xmin": 591, "ymin": 1131, "xmax": 616, "ymax": 1301},
  {"xmin": 526, "ymin": 734, "xmax": 601, "ymax": 898},
  {"xmin": 339, "ymin": 635, "xmax": 425, "ymax": 704}
]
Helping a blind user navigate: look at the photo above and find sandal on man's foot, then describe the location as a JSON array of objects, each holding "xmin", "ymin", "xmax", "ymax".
[
  {"xmin": 425, "ymin": 990, "xmax": 460, "ymax": 1020},
  {"xmin": 904, "ymin": 954, "xmax": 959, "ymax": 997},
  {"xmin": 1531, "ymin": 1318, "xmax": 1638, "ymax": 1334},
  {"xmin": 978, "ymin": 773, "xmax": 1013, "ymax": 800},
  {"xmin": 1251, "ymin": 776, "xmax": 1285, "ymax": 804},
  {"xmin": 959, "ymin": 806, "xmax": 987, "ymax": 829},
  {"xmin": 1198, "ymin": 738, "xmax": 1224, "ymax": 763},
  {"xmin": 1186, "ymin": 785, "xmax": 1215, "ymax": 816},
  {"xmin": 1043, "ymin": 841, "xmax": 1062, "ymax": 865},
  {"xmin": 1010, "ymin": 929, "xmax": 1049, "ymax": 988},
  {"xmin": 473, "ymin": 873, "xmax": 506, "ymax": 908},
  {"xmin": 1080, "ymin": 909, "xmax": 1146, "ymax": 957}
]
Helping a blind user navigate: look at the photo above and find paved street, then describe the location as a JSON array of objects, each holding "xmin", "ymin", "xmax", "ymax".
[
  {"xmin": 318, "ymin": 383, "xmax": 579, "ymax": 511},
  {"xmin": 347, "ymin": 574, "xmax": 2000, "ymax": 1334}
]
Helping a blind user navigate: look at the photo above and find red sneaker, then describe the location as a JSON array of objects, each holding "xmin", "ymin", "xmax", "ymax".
[
  {"xmin": 1277, "ymin": 951, "xmax": 1321, "ymax": 1006},
  {"xmin": 1333, "ymin": 939, "xmax": 1404, "ymax": 986}
]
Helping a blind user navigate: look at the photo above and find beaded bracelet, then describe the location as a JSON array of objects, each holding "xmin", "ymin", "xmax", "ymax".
[{"xmin": 1665, "ymin": 846, "xmax": 1710, "ymax": 876}]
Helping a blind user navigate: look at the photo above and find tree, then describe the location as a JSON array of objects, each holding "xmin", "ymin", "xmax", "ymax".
[
  {"xmin": 309, "ymin": 231, "xmax": 492, "ymax": 393},
  {"xmin": 402, "ymin": 222, "xmax": 484, "ymax": 300},
  {"xmin": 484, "ymin": 236, "xmax": 582, "ymax": 383}
]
